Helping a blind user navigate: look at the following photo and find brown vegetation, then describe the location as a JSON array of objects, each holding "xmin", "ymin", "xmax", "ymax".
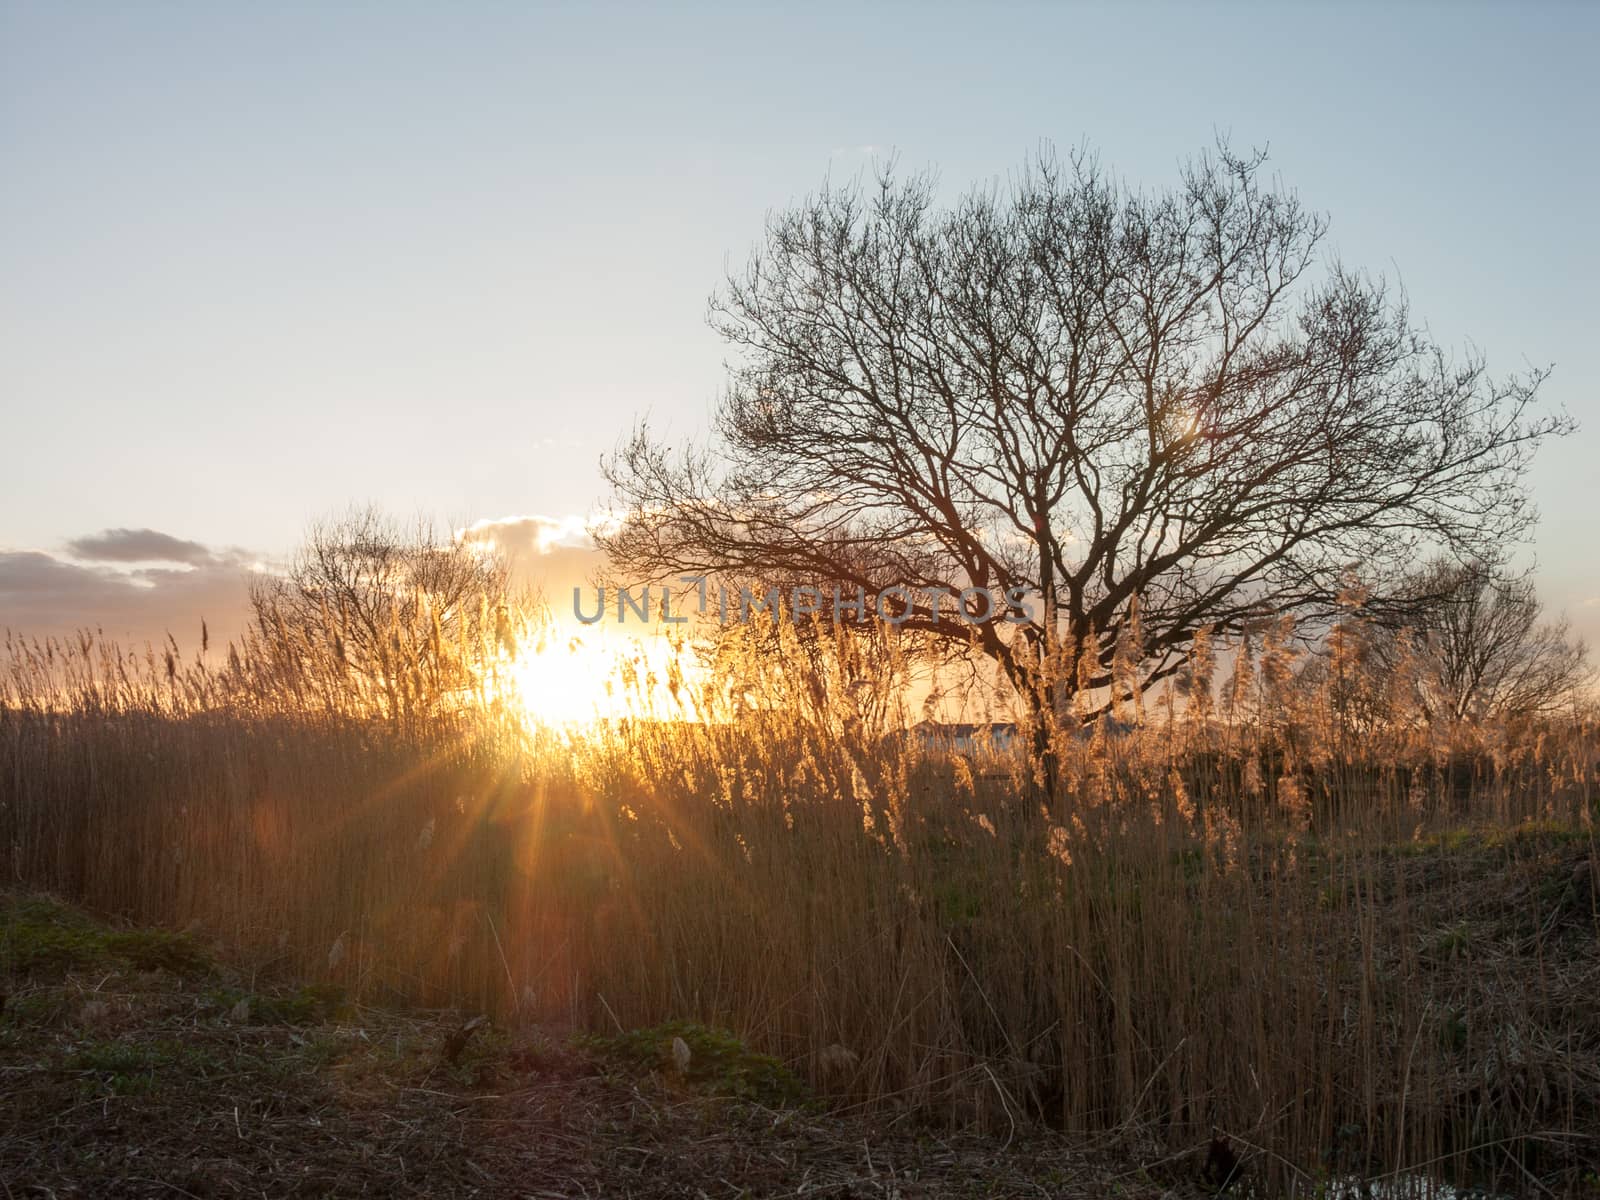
[{"xmin": 2, "ymin": 605, "xmax": 1597, "ymax": 1195}]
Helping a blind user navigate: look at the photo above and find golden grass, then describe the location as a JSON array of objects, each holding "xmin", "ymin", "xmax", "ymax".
[{"xmin": 2, "ymin": 622, "xmax": 1596, "ymax": 1195}]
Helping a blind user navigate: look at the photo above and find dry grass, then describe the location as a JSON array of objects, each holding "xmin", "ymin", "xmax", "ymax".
[
  {"xmin": 1, "ymin": 893, "xmax": 1130, "ymax": 1198},
  {"xmin": 2, "ymin": 623, "xmax": 1597, "ymax": 1196}
]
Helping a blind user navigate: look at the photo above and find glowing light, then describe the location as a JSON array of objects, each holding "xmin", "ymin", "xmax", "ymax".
[{"xmin": 504, "ymin": 626, "xmax": 698, "ymax": 726}]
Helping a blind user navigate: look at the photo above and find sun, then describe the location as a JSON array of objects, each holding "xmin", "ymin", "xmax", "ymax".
[
  {"xmin": 503, "ymin": 626, "xmax": 697, "ymax": 727},
  {"xmin": 505, "ymin": 635, "xmax": 613, "ymax": 726}
]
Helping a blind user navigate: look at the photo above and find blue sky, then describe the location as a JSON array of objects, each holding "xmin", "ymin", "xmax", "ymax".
[{"xmin": 1, "ymin": 1, "xmax": 1596, "ymax": 645}]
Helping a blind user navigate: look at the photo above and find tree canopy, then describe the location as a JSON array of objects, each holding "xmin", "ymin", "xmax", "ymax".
[
  {"xmin": 601, "ymin": 144, "xmax": 1571, "ymax": 735},
  {"xmin": 248, "ymin": 506, "xmax": 516, "ymax": 720}
]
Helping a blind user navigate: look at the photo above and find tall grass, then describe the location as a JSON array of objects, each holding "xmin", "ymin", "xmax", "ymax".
[{"xmin": 2, "ymin": 618, "xmax": 1596, "ymax": 1195}]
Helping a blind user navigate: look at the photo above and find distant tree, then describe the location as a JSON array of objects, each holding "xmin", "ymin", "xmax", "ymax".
[
  {"xmin": 1386, "ymin": 559, "xmax": 1592, "ymax": 724},
  {"xmin": 600, "ymin": 143, "xmax": 1570, "ymax": 785},
  {"xmin": 248, "ymin": 506, "xmax": 516, "ymax": 719}
]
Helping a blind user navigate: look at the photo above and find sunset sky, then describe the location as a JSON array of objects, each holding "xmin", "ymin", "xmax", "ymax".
[{"xmin": 3, "ymin": 1, "xmax": 1596, "ymax": 652}]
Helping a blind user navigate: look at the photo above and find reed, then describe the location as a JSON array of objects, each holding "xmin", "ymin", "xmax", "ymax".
[{"xmin": 2, "ymin": 619, "xmax": 1595, "ymax": 1195}]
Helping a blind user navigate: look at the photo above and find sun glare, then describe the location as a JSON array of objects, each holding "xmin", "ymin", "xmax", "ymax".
[{"xmin": 504, "ymin": 626, "xmax": 696, "ymax": 726}]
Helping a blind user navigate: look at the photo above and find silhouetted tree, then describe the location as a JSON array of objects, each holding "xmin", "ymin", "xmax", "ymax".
[
  {"xmin": 249, "ymin": 506, "xmax": 515, "ymax": 720},
  {"xmin": 600, "ymin": 144, "xmax": 1570, "ymax": 782},
  {"xmin": 1387, "ymin": 559, "xmax": 1591, "ymax": 723}
]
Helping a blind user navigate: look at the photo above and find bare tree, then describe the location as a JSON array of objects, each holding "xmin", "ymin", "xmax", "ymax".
[
  {"xmin": 1385, "ymin": 559, "xmax": 1591, "ymax": 723},
  {"xmin": 249, "ymin": 506, "xmax": 516, "ymax": 720},
  {"xmin": 600, "ymin": 144, "xmax": 1570, "ymax": 777}
]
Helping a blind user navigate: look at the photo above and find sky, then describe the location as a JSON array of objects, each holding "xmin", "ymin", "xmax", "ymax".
[{"xmin": 2, "ymin": 1, "xmax": 1597, "ymax": 653}]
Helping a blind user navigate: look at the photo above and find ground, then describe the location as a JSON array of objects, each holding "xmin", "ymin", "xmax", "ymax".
[
  {"xmin": 0, "ymin": 893, "xmax": 1143, "ymax": 1198},
  {"xmin": 3, "ymin": 823, "xmax": 1598, "ymax": 1198}
]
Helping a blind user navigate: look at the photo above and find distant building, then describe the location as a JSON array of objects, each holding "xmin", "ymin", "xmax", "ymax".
[{"xmin": 908, "ymin": 720, "xmax": 1023, "ymax": 756}]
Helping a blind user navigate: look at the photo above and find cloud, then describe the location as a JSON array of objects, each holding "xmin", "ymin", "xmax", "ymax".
[
  {"xmin": 457, "ymin": 514, "xmax": 606, "ymax": 617},
  {"xmin": 458, "ymin": 514, "xmax": 594, "ymax": 558},
  {"xmin": 2, "ymin": 514, "xmax": 615, "ymax": 650},
  {"xmin": 66, "ymin": 528, "xmax": 214, "ymax": 565},
  {"xmin": 0, "ymin": 535, "xmax": 259, "ymax": 649}
]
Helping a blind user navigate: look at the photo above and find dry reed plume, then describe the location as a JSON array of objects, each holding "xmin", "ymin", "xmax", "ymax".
[{"xmin": 2, "ymin": 607, "xmax": 1596, "ymax": 1196}]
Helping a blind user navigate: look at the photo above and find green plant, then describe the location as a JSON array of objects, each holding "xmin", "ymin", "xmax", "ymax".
[{"xmin": 582, "ymin": 1022, "xmax": 806, "ymax": 1107}]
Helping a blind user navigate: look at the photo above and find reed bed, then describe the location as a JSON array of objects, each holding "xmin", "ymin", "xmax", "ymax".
[{"xmin": 2, "ymin": 620, "xmax": 1596, "ymax": 1196}]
